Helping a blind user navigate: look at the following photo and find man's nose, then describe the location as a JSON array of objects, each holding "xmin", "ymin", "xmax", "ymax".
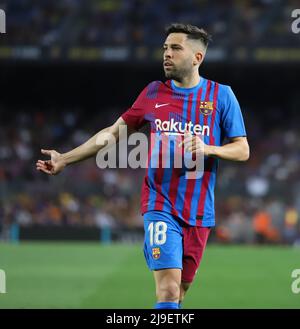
[{"xmin": 164, "ymin": 48, "xmax": 172, "ymax": 58}]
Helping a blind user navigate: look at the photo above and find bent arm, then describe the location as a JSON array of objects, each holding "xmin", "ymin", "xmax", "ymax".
[{"xmin": 206, "ymin": 136, "xmax": 250, "ymax": 161}]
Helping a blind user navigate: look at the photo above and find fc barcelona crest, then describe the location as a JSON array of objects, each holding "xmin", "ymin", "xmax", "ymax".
[
  {"xmin": 152, "ymin": 247, "xmax": 161, "ymax": 260},
  {"xmin": 200, "ymin": 101, "xmax": 214, "ymax": 116}
]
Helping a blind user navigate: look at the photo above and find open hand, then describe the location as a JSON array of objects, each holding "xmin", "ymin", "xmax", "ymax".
[{"xmin": 36, "ymin": 149, "xmax": 66, "ymax": 175}]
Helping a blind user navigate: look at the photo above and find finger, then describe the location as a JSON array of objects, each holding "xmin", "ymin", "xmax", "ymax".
[
  {"xmin": 184, "ymin": 141, "xmax": 194, "ymax": 151},
  {"xmin": 183, "ymin": 131, "xmax": 193, "ymax": 140},
  {"xmin": 184, "ymin": 136, "xmax": 194, "ymax": 144},
  {"xmin": 178, "ymin": 136, "xmax": 194, "ymax": 147},
  {"xmin": 189, "ymin": 144, "xmax": 204, "ymax": 153},
  {"xmin": 180, "ymin": 131, "xmax": 192, "ymax": 139},
  {"xmin": 41, "ymin": 149, "xmax": 52, "ymax": 156},
  {"xmin": 185, "ymin": 146, "xmax": 195, "ymax": 153},
  {"xmin": 36, "ymin": 161, "xmax": 45, "ymax": 167},
  {"xmin": 187, "ymin": 145, "xmax": 197, "ymax": 152},
  {"xmin": 36, "ymin": 165, "xmax": 48, "ymax": 171},
  {"xmin": 36, "ymin": 163, "xmax": 47, "ymax": 169},
  {"xmin": 36, "ymin": 160, "xmax": 50, "ymax": 167},
  {"xmin": 184, "ymin": 137, "xmax": 200, "ymax": 148},
  {"xmin": 195, "ymin": 136, "xmax": 204, "ymax": 145},
  {"xmin": 37, "ymin": 162, "xmax": 53, "ymax": 170},
  {"xmin": 187, "ymin": 145, "xmax": 199, "ymax": 152},
  {"xmin": 38, "ymin": 167, "xmax": 52, "ymax": 175}
]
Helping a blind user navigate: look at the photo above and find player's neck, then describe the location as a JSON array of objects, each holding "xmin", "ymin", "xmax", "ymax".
[{"xmin": 172, "ymin": 74, "xmax": 201, "ymax": 89}]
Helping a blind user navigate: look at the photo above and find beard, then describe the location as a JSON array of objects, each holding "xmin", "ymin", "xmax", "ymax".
[{"xmin": 163, "ymin": 63, "xmax": 193, "ymax": 83}]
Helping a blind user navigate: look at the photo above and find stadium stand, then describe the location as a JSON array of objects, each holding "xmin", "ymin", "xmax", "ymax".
[{"xmin": 0, "ymin": 104, "xmax": 299, "ymax": 244}]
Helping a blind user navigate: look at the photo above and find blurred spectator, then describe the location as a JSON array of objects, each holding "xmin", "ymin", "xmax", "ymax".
[
  {"xmin": 283, "ymin": 206, "xmax": 299, "ymax": 244},
  {"xmin": 0, "ymin": 103, "xmax": 299, "ymax": 244},
  {"xmin": 252, "ymin": 209, "xmax": 280, "ymax": 244},
  {"xmin": 0, "ymin": 0, "xmax": 299, "ymax": 50}
]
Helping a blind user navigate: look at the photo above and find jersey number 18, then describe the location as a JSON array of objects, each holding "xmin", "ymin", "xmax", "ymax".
[{"xmin": 147, "ymin": 222, "xmax": 167, "ymax": 246}]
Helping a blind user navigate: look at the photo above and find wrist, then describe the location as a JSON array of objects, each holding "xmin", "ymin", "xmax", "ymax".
[
  {"xmin": 60, "ymin": 153, "xmax": 69, "ymax": 166},
  {"xmin": 205, "ymin": 145, "xmax": 218, "ymax": 157}
]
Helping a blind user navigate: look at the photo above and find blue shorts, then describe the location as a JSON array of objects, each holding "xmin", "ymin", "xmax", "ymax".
[
  {"xmin": 143, "ymin": 210, "xmax": 183, "ymax": 271},
  {"xmin": 143, "ymin": 210, "xmax": 211, "ymax": 282}
]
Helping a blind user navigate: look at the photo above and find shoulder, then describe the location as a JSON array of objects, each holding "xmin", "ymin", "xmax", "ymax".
[
  {"xmin": 217, "ymin": 82, "xmax": 235, "ymax": 96},
  {"xmin": 138, "ymin": 80, "xmax": 165, "ymax": 99},
  {"xmin": 199, "ymin": 79, "xmax": 232, "ymax": 111},
  {"xmin": 205, "ymin": 79, "xmax": 232, "ymax": 96},
  {"xmin": 141, "ymin": 80, "xmax": 170, "ymax": 100},
  {"xmin": 206, "ymin": 79, "xmax": 237, "ymax": 107},
  {"xmin": 146, "ymin": 80, "xmax": 164, "ymax": 88}
]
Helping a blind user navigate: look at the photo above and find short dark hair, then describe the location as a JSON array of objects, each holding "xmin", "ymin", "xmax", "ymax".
[{"xmin": 165, "ymin": 23, "xmax": 212, "ymax": 48}]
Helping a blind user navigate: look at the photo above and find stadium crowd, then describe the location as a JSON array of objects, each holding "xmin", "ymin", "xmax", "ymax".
[
  {"xmin": 1, "ymin": 0, "xmax": 299, "ymax": 48},
  {"xmin": 0, "ymin": 105, "xmax": 299, "ymax": 245}
]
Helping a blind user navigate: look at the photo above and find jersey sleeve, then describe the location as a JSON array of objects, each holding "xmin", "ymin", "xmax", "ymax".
[
  {"xmin": 121, "ymin": 85, "xmax": 148, "ymax": 130},
  {"xmin": 220, "ymin": 86, "xmax": 247, "ymax": 138}
]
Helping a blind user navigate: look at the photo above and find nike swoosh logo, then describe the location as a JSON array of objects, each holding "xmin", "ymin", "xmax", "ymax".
[{"xmin": 155, "ymin": 103, "xmax": 170, "ymax": 109}]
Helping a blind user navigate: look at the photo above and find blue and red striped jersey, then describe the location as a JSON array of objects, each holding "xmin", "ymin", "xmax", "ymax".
[{"xmin": 121, "ymin": 78, "xmax": 246, "ymax": 227}]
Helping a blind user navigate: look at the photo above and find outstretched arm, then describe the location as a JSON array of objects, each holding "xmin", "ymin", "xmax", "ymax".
[{"xmin": 36, "ymin": 117, "xmax": 131, "ymax": 175}]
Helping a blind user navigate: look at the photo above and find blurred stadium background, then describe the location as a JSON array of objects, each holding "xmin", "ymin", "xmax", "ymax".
[{"xmin": 0, "ymin": 0, "xmax": 300, "ymax": 309}]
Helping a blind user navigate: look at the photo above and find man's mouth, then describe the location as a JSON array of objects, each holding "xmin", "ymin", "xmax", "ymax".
[{"xmin": 164, "ymin": 62, "xmax": 174, "ymax": 68}]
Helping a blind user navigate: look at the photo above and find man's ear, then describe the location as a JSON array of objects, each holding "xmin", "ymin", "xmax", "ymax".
[{"xmin": 193, "ymin": 51, "xmax": 204, "ymax": 66}]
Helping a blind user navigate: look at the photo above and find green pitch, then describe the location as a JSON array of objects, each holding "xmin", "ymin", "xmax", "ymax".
[{"xmin": 0, "ymin": 242, "xmax": 299, "ymax": 308}]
